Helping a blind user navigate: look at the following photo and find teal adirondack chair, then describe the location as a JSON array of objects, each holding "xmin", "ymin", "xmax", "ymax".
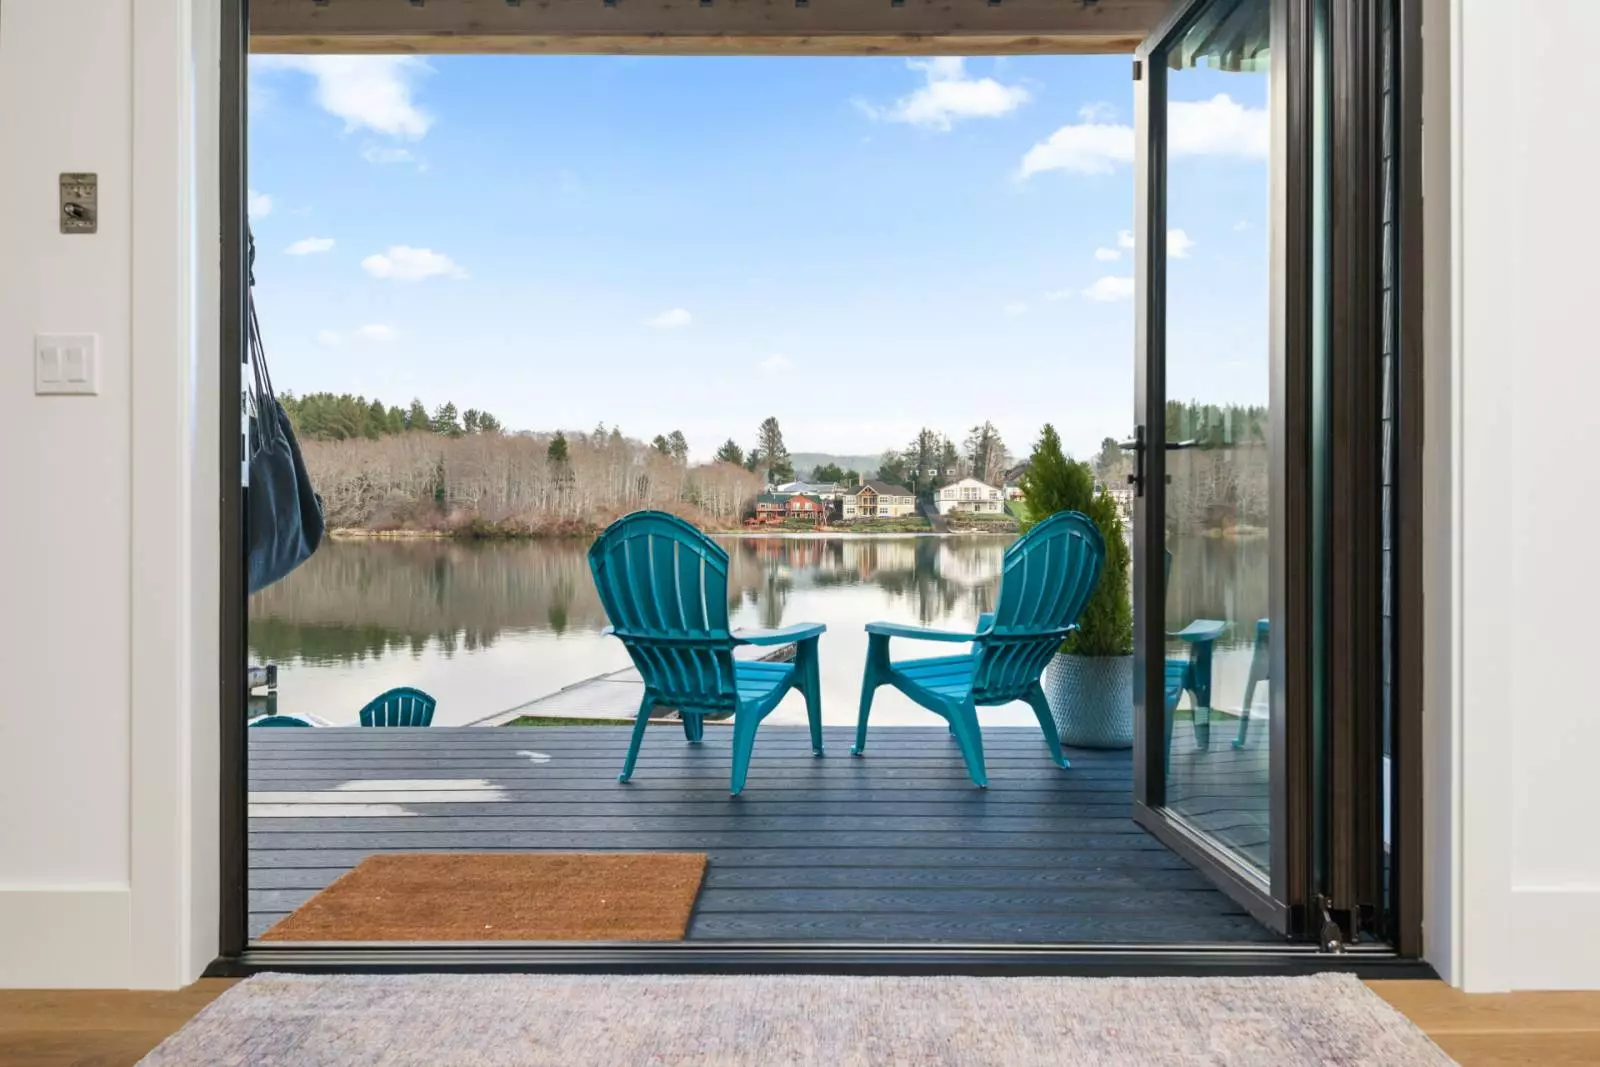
[
  {"xmin": 249, "ymin": 714, "xmax": 315, "ymax": 727},
  {"xmin": 852, "ymin": 510, "xmax": 1106, "ymax": 788},
  {"xmin": 358, "ymin": 686, "xmax": 437, "ymax": 727},
  {"xmin": 1232, "ymin": 618, "xmax": 1271, "ymax": 748},
  {"xmin": 589, "ymin": 511, "xmax": 827, "ymax": 796}
]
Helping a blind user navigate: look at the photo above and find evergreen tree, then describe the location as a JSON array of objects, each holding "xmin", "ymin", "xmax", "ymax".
[
  {"xmin": 386, "ymin": 405, "xmax": 407, "ymax": 434},
  {"xmin": 876, "ymin": 451, "xmax": 909, "ymax": 488},
  {"xmin": 810, "ymin": 462, "xmax": 846, "ymax": 484},
  {"xmin": 965, "ymin": 421, "xmax": 1007, "ymax": 485},
  {"xmin": 744, "ymin": 447, "xmax": 762, "ymax": 474},
  {"xmin": 476, "ymin": 411, "xmax": 502, "ymax": 434},
  {"xmin": 547, "ymin": 431, "xmax": 570, "ymax": 465},
  {"xmin": 365, "ymin": 399, "xmax": 387, "ymax": 439},
  {"xmin": 462, "ymin": 408, "xmax": 481, "ymax": 435},
  {"xmin": 651, "ymin": 434, "xmax": 672, "ymax": 455},
  {"xmin": 432, "ymin": 402, "xmax": 462, "ymax": 437},
  {"xmin": 903, "ymin": 428, "xmax": 941, "ymax": 492},
  {"xmin": 667, "ymin": 430, "xmax": 689, "ymax": 463},
  {"xmin": 1018, "ymin": 424, "xmax": 1093, "ymax": 519},
  {"xmin": 755, "ymin": 417, "xmax": 793, "ymax": 484},
  {"xmin": 713, "ymin": 439, "xmax": 745, "ymax": 466},
  {"xmin": 406, "ymin": 398, "xmax": 430, "ymax": 432}
]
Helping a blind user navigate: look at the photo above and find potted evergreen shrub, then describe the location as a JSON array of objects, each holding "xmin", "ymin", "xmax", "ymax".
[{"xmin": 1020, "ymin": 426, "xmax": 1135, "ymax": 748}]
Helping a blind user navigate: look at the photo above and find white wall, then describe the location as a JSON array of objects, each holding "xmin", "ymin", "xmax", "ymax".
[
  {"xmin": 0, "ymin": 0, "xmax": 218, "ymax": 988},
  {"xmin": 1432, "ymin": 0, "xmax": 1600, "ymax": 991}
]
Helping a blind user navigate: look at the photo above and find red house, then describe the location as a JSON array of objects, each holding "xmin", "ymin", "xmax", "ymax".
[{"xmin": 784, "ymin": 494, "xmax": 825, "ymax": 524}]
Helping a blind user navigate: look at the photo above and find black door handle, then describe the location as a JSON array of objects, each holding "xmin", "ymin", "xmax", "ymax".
[{"xmin": 1119, "ymin": 427, "xmax": 1147, "ymax": 497}]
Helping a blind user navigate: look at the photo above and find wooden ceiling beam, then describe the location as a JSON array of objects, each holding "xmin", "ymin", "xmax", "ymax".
[{"xmin": 250, "ymin": 0, "xmax": 1172, "ymax": 55}]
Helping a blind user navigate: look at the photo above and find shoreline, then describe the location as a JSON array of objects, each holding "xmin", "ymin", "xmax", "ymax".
[{"xmin": 327, "ymin": 526, "xmax": 1017, "ymax": 542}]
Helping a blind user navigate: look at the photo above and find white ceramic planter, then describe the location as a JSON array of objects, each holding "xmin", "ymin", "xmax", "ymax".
[{"xmin": 1043, "ymin": 652, "xmax": 1134, "ymax": 749}]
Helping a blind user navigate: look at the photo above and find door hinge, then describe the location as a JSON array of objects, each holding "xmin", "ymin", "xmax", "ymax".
[
  {"xmin": 1314, "ymin": 895, "xmax": 1359, "ymax": 954},
  {"xmin": 1133, "ymin": 59, "xmax": 1143, "ymax": 81}
]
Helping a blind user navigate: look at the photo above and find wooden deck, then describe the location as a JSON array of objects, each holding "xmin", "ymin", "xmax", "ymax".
[{"xmin": 248, "ymin": 724, "xmax": 1277, "ymax": 943}]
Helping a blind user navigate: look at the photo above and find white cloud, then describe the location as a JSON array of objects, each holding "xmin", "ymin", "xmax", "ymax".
[
  {"xmin": 759, "ymin": 353, "xmax": 793, "ymax": 374},
  {"xmin": 361, "ymin": 246, "xmax": 467, "ymax": 282},
  {"xmin": 1077, "ymin": 101, "xmax": 1119, "ymax": 123},
  {"xmin": 316, "ymin": 330, "xmax": 342, "ymax": 346},
  {"xmin": 285, "ymin": 237, "xmax": 334, "ymax": 256},
  {"xmin": 1108, "ymin": 228, "xmax": 1196, "ymax": 258},
  {"xmin": 1019, "ymin": 121, "xmax": 1133, "ymax": 177},
  {"xmin": 362, "ymin": 145, "xmax": 422, "ymax": 167},
  {"xmin": 1044, "ymin": 289, "xmax": 1074, "ymax": 302},
  {"xmin": 1169, "ymin": 94, "xmax": 1270, "ymax": 159},
  {"xmin": 1003, "ymin": 301, "xmax": 1029, "ymax": 317},
  {"xmin": 251, "ymin": 56, "xmax": 433, "ymax": 140},
  {"xmin": 355, "ymin": 324, "xmax": 399, "ymax": 342},
  {"xmin": 247, "ymin": 189, "xmax": 272, "ymax": 219},
  {"xmin": 646, "ymin": 308, "xmax": 693, "ymax": 330},
  {"xmin": 857, "ymin": 57, "xmax": 1031, "ymax": 132},
  {"xmin": 1094, "ymin": 247, "xmax": 1122, "ymax": 262},
  {"xmin": 1019, "ymin": 92, "xmax": 1267, "ymax": 179},
  {"xmin": 1082, "ymin": 276, "xmax": 1135, "ymax": 302}
]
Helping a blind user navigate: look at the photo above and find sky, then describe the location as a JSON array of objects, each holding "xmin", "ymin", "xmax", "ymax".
[{"xmin": 246, "ymin": 53, "xmax": 1269, "ymax": 466}]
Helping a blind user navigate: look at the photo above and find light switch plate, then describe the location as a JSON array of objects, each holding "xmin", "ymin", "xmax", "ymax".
[{"xmin": 35, "ymin": 334, "xmax": 99, "ymax": 395}]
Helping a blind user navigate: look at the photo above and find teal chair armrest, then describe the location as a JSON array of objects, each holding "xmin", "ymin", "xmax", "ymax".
[
  {"xmin": 864, "ymin": 621, "xmax": 982, "ymax": 642},
  {"xmin": 735, "ymin": 622, "xmax": 826, "ymax": 646}
]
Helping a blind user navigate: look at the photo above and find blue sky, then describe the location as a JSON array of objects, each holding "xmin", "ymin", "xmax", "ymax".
[{"xmin": 247, "ymin": 54, "xmax": 1268, "ymax": 464}]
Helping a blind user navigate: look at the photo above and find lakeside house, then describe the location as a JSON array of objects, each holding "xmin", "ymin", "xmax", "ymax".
[
  {"xmin": 934, "ymin": 477, "xmax": 1006, "ymax": 515},
  {"xmin": 842, "ymin": 480, "xmax": 917, "ymax": 520},
  {"xmin": 752, "ymin": 491, "xmax": 829, "ymax": 525}
]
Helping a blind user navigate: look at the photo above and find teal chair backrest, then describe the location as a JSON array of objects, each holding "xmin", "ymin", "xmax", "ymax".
[
  {"xmin": 588, "ymin": 511, "xmax": 739, "ymax": 711},
  {"xmin": 250, "ymin": 714, "xmax": 314, "ymax": 727},
  {"xmin": 971, "ymin": 510, "xmax": 1106, "ymax": 703},
  {"xmin": 359, "ymin": 686, "xmax": 437, "ymax": 727}
]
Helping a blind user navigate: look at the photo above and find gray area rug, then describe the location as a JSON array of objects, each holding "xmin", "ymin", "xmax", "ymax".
[{"xmin": 140, "ymin": 972, "xmax": 1455, "ymax": 1066}]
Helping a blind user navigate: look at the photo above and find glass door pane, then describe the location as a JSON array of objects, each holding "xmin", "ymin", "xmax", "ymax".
[{"xmin": 1133, "ymin": 0, "xmax": 1300, "ymax": 933}]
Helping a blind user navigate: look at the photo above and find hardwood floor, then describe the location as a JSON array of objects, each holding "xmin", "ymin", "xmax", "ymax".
[{"xmin": 2, "ymin": 980, "xmax": 1595, "ymax": 1065}]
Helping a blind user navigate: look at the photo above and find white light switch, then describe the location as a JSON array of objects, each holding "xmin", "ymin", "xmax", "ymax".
[{"xmin": 35, "ymin": 334, "xmax": 98, "ymax": 395}]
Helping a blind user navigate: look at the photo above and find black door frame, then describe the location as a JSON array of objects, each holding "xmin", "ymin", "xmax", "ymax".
[{"xmin": 212, "ymin": 0, "xmax": 1426, "ymax": 974}]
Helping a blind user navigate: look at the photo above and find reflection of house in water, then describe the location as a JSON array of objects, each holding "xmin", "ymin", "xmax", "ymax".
[{"xmin": 936, "ymin": 540, "xmax": 1006, "ymax": 588}]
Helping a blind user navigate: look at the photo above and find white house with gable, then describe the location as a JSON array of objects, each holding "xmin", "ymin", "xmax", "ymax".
[{"xmin": 934, "ymin": 477, "xmax": 1005, "ymax": 515}]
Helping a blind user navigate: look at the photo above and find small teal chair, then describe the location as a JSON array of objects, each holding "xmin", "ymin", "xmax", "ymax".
[
  {"xmin": 358, "ymin": 686, "xmax": 437, "ymax": 727},
  {"xmin": 589, "ymin": 511, "xmax": 827, "ymax": 796},
  {"xmin": 249, "ymin": 714, "xmax": 315, "ymax": 727},
  {"xmin": 1160, "ymin": 550, "xmax": 1226, "ymax": 766},
  {"xmin": 852, "ymin": 510, "xmax": 1105, "ymax": 787}
]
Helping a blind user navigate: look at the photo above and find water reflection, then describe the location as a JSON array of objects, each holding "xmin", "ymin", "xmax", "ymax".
[{"xmin": 249, "ymin": 533, "xmax": 1259, "ymax": 727}]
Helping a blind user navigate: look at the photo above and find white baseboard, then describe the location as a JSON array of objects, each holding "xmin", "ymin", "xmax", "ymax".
[
  {"xmin": 0, "ymin": 886, "xmax": 131, "ymax": 988},
  {"xmin": 1511, "ymin": 886, "xmax": 1600, "ymax": 990}
]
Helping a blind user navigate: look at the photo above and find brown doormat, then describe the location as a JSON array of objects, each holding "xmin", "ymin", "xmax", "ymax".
[{"xmin": 259, "ymin": 852, "xmax": 707, "ymax": 942}]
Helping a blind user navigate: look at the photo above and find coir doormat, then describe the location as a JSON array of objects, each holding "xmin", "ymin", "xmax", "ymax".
[{"xmin": 259, "ymin": 852, "xmax": 707, "ymax": 941}]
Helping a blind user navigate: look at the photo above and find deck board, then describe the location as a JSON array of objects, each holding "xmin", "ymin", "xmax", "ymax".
[{"xmin": 248, "ymin": 725, "xmax": 1275, "ymax": 943}]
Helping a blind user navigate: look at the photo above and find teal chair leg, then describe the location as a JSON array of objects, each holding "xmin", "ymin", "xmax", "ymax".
[
  {"xmin": 619, "ymin": 690, "xmax": 656, "ymax": 783},
  {"xmin": 947, "ymin": 699, "xmax": 988, "ymax": 788},
  {"xmin": 852, "ymin": 635, "xmax": 889, "ymax": 757},
  {"xmin": 730, "ymin": 708, "xmax": 760, "ymax": 796},
  {"xmin": 681, "ymin": 712, "xmax": 704, "ymax": 744},
  {"xmin": 1024, "ymin": 683, "xmax": 1070, "ymax": 770},
  {"xmin": 797, "ymin": 637, "xmax": 825, "ymax": 757},
  {"xmin": 1234, "ymin": 619, "xmax": 1271, "ymax": 749}
]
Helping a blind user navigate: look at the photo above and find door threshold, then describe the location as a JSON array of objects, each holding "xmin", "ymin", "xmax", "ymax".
[{"xmin": 211, "ymin": 941, "xmax": 1436, "ymax": 979}]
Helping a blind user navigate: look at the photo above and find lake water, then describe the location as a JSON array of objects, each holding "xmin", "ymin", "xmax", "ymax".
[{"xmin": 248, "ymin": 534, "xmax": 1268, "ymax": 728}]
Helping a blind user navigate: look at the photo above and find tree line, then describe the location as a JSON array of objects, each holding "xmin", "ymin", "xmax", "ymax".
[
  {"xmin": 279, "ymin": 391, "xmax": 503, "ymax": 442},
  {"xmin": 299, "ymin": 417, "xmax": 762, "ymax": 535}
]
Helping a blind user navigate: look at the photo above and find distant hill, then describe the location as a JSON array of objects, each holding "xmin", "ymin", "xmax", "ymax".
[{"xmin": 789, "ymin": 453, "xmax": 884, "ymax": 480}]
